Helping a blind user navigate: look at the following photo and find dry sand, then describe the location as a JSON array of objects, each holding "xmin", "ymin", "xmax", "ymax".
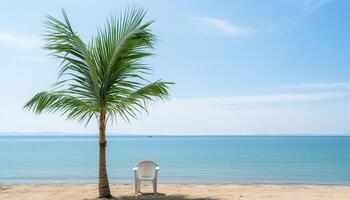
[{"xmin": 0, "ymin": 184, "xmax": 349, "ymax": 200}]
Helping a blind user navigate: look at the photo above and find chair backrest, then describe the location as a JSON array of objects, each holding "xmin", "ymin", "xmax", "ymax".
[{"xmin": 136, "ymin": 160, "xmax": 157, "ymax": 178}]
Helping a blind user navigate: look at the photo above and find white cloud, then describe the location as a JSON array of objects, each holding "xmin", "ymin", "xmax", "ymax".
[
  {"xmin": 289, "ymin": 0, "xmax": 334, "ymax": 31},
  {"xmin": 182, "ymin": 92, "xmax": 350, "ymax": 105},
  {"xmin": 0, "ymin": 32, "xmax": 46, "ymax": 63},
  {"xmin": 281, "ymin": 82, "xmax": 350, "ymax": 90},
  {"xmin": 109, "ymin": 92, "xmax": 350, "ymax": 135},
  {"xmin": 0, "ymin": 32, "xmax": 42, "ymax": 50},
  {"xmin": 17, "ymin": 55, "xmax": 47, "ymax": 63},
  {"xmin": 2, "ymin": 91, "xmax": 350, "ymax": 135},
  {"xmin": 304, "ymin": 0, "xmax": 334, "ymax": 12},
  {"xmin": 192, "ymin": 17, "xmax": 253, "ymax": 36}
]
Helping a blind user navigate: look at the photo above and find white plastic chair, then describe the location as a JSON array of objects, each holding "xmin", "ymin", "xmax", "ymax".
[{"xmin": 132, "ymin": 160, "xmax": 160, "ymax": 195}]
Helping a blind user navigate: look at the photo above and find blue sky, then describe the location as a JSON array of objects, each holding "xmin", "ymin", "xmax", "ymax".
[{"xmin": 0, "ymin": 0, "xmax": 349, "ymax": 135}]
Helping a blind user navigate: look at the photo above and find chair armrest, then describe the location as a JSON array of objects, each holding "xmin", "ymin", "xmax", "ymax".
[
  {"xmin": 155, "ymin": 166, "xmax": 160, "ymax": 179},
  {"xmin": 133, "ymin": 167, "xmax": 138, "ymax": 179}
]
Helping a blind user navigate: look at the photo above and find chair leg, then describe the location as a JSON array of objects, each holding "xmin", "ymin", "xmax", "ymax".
[
  {"xmin": 153, "ymin": 180, "xmax": 157, "ymax": 194},
  {"xmin": 134, "ymin": 180, "xmax": 138, "ymax": 195},
  {"xmin": 137, "ymin": 181, "xmax": 141, "ymax": 193}
]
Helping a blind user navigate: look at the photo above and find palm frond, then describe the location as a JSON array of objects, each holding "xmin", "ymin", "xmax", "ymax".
[
  {"xmin": 92, "ymin": 8, "xmax": 156, "ymax": 94},
  {"xmin": 45, "ymin": 9, "xmax": 99, "ymax": 99},
  {"xmin": 24, "ymin": 91, "xmax": 96, "ymax": 123},
  {"xmin": 106, "ymin": 80, "xmax": 174, "ymax": 122},
  {"xmin": 25, "ymin": 8, "xmax": 173, "ymax": 125}
]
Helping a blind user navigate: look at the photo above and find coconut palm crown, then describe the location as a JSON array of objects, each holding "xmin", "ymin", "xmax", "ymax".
[{"xmin": 24, "ymin": 8, "xmax": 173, "ymax": 198}]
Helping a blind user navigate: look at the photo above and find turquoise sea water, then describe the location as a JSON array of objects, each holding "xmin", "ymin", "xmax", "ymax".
[{"xmin": 0, "ymin": 135, "xmax": 349, "ymax": 184}]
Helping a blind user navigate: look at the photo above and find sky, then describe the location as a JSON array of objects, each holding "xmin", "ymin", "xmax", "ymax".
[{"xmin": 0, "ymin": 0, "xmax": 349, "ymax": 135}]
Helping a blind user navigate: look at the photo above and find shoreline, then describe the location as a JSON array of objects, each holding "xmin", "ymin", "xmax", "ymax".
[
  {"xmin": 2, "ymin": 182, "xmax": 350, "ymax": 186},
  {"xmin": 1, "ymin": 183, "xmax": 349, "ymax": 200},
  {"xmin": 1, "ymin": 134, "xmax": 350, "ymax": 136}
]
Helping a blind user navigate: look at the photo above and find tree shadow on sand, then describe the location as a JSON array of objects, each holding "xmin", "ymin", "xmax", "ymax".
[{"xmin": 92, "ymin": 193, "xmax": 219, "ymax": 200}]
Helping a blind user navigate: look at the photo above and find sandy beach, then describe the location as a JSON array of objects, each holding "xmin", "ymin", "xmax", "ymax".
[{"xmin": 0, "ymin": 184, "xmax": 349, "ymax": 200}]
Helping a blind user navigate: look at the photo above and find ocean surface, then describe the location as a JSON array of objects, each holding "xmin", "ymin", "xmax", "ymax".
[{"xmin": 0, "ymin": 135, "xmax": 349, "ymax": 184}]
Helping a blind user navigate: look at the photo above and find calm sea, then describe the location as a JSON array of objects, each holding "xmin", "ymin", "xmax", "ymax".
[{"xmin": 0, "ymin": 135, "xmax": 349, "ymax": 184}]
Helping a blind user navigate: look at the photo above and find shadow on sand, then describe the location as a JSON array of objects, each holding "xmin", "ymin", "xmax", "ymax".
[{"xmin": 93, "ymin": 193, "xmax": 219, "ymax": 200}]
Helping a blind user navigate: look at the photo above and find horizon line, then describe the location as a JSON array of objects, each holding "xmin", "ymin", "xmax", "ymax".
[{"xmin": 0, "ymin": 132, "xmax": 349, "ymax": 137}]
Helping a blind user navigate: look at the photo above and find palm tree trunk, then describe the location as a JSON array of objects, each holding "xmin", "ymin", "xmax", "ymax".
[{"xmin": 98, "ymin": 112, "xmax": 112, "ymax": 198}]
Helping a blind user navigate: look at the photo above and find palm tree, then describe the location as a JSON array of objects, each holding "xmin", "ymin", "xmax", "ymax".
[{"xmin": 24, "ymin": 8, "xmax": 173, "ymax": 198}]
